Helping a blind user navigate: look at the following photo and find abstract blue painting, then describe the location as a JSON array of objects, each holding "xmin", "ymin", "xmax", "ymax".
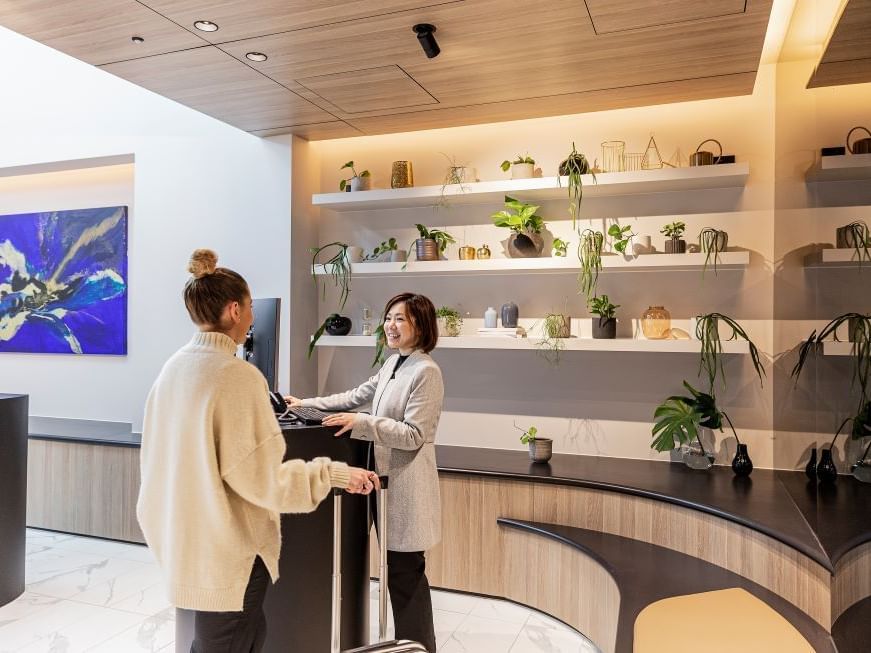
[{"xmin": 0, "ymin": 206, "xmax": 128, "ymax": 355}]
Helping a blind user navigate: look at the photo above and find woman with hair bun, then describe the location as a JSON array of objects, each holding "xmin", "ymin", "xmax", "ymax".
[
  {"xmin": 287, "ymin": 292, "xmax": 443, "ymax": 653},
  {"xmin": 137, "ymin": 249, "xmax": 376, "ymax": 653}
]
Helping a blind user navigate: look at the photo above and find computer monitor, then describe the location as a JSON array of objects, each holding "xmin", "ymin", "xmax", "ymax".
[{"xmin": 242, "ymin": 297, "xmax": 281, "ymax": 391}]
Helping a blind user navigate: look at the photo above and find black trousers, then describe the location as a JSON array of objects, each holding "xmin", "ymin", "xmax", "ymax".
[
  {"xmin": 385, "ymin": 550, "xmax": 437, "ymax": 653},
  {"xmin": 370, "ymin": 488, "xmax": 437, "ymax": 653},
  {"xmin": 190, "ymin": 557, "xmax": 270, "ymax": 653}
]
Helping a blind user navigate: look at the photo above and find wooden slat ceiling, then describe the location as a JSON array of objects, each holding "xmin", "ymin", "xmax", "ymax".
[
  {"xmin": 0, "ymin": 0, "xmax": 774, "ymax": 140},
  {"xmin": 807, "ymin": 0, "xmax": 871, "ymax": 88}
]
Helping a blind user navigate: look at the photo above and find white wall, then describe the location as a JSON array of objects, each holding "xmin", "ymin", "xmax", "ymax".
[
  {"xmin": 0, "ymin": 27, "xmax": 292, "ymax": 429},
  {"xmin": 299, "ymin": 47, "xmax": 870, "ymax": 470}
]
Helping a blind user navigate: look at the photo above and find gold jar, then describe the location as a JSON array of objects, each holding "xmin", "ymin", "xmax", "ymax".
[
  {"xmin": 476, "ymin": 244, "xmax": 491, "ymax": 259},
  {"xmin": 390, "ymin": 161, "xmax": 413, "ymax": 188},
  {"xmin": 641, "ymin": 306, "xmax": 671, "ymax": 339},
  {"xmin": 458, "ymin": 246, "xmax": 476, "ymax": 260}
]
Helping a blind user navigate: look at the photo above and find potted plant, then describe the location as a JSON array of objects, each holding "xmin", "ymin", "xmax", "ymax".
[
  {"xmin": 608, "ymin": 224, "xmax": 635, "ymax": 255},
  {"xmin": 578, "ymin": 229, "xmax": 604, "ymax": 300},
  {"xmin": 324, "ymin": 313, "xmax": 352, "ymax": 335},
  {"xmin": 588, "ymin": 295, "xmax": 619, "ymax": 339},
  {"xmin": 414, "ymin": 224, "xmax": 456, "ymax": 261},
  {"xmin": 500, "ymin": 154, "xmax": 535, "ymax": 179},
  {"xmin": 490, "ymin": 196, "xmax": 546, "ymax": 258},
  {"xmin": 835, "ymin": 220, "xmax": 871, "ymax": 266},
  {"xmin": 308, "ymin": 242, "xmax": 353, "ymax": 357},
  {"xmin": 792, "ymin": 314, "xmax": 871, "ymax": 480},
  {"xmin": 652, "ymin": 381, "xmax": 743, "ymax": 470},
  {"xmin": 661, "ymin": 221, "xmax": 687, "ymax": 254},
  {"xmin": 558, "ymin": 142, "xmax": 595, "ymax": 230},
  {"xmin": 552, "ymin": 237, "xmax": 569, "ymax": 257},
  {"xmin": 363, "ymin": 237, "xmax": 399, "ymax": 262},
  {"xmin": 436, "ymin": 306, "xmax": 463, "ymax": 337},
  {"xmin": 652, "ymin": 314, "xmax": 765, "ymax": 470},
  {"xmin": 536, "ymin": 312, "xmax": 571, "ymax": 365},
  {"xmin": 338, "ymin": 161, "xmax": 371, "ymax": 191},
  {"xmin": 515, "ymin": 423, "xmax": 552, "ymax": 463},
  {"xmin": 699, "ymin": 228, "xmax": 728, "ymax": 276}
]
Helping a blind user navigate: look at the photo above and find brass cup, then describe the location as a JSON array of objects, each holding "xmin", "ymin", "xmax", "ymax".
[
  {"xmin": 458, "ymin": 246, "xmax": 476, "ymax": 260},
  {"xmin": 476, "ymin": 244, "xmax": 491, "ymax": 259}
]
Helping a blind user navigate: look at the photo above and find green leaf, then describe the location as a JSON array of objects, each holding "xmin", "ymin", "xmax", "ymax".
[
  {"xmin": 308, "ymin": 318, "xmax": 327, "ymax": 359},
  {"xmin": 341, "ymin": 161, "xmax": 354, "ymax": 169},
  {"xmin": 651, "ymin": 397, "xmax": 703, "ymax": 452},
  {"xmin": 339, "ymin": 179, "xmax": 347, "ymax": 191},
  {"xmin": 501, "ymin": 160, "xmax": 511, "ymax": 172}
]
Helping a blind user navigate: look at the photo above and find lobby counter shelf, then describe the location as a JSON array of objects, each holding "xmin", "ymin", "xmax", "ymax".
[
  {"xmin": 314, "ymin": 335, "xmax": 750, "ymax": 354},
  {"xmin": 312, "ymin": 163, "xmax": 750, "ymax": 211},
  {"xmin": 805, "ymin": 153, "xmax": 871, "ymax": 183},
  {"xmin": 313, "ymin": 251, "xmax": 749, "ymax": 277}
]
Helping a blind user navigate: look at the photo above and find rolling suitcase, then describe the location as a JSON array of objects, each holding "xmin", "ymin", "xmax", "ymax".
[{"xmin": 331, "ymin": 477, "xmax": 428, "ymax": 653}]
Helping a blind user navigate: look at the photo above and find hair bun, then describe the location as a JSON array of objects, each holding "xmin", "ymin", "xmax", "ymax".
[{"xmin": 188, "ymin": 249, "xmax": 218, "ymax": 278}]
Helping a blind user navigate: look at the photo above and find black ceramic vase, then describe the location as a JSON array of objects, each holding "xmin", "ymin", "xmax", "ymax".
[
  {"xmin": 731, "ymin": 443, "xmax": 753, "ymax": 477},
  {"xmin": 816, "ymin": 448, "xmax": 838, "ymax": 483},
  {"xmin": 805, "ymin": 448, "xmax": 817, "ymax": 480},
  {"xmin": 324, "ymin": 314, "xmax": 352, "ymax": 336}
]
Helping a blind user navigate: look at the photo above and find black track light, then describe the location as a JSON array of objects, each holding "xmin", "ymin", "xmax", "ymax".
[{"xmin": 413, "ymin": 23, "xmax": 440, "ymax": 59}]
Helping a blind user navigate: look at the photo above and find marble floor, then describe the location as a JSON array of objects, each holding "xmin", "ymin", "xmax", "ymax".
[{"xmin": 1, "ymin": 529, "xmax": 598, "ymax": 652}]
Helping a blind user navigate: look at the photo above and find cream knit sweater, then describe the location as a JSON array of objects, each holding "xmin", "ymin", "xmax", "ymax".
[{"xmin": 137, "ymin": 331, "xmax": 351, "ymax": 612}]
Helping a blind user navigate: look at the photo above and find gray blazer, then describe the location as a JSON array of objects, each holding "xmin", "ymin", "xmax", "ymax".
[{"xmin": 304, "ymin": 351, "xmax": 443, "ymax": 552}]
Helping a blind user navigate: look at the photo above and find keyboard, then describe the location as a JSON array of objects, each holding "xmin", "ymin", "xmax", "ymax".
[{"xmin": 288, "ymin": 406, "xmax": 333, "ymax": 425}]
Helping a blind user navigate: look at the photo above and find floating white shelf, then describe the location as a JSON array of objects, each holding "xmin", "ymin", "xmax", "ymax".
[
  {"xmin": 312, "ymin": 163, "xmax": 750, "ymax": 211},
  {"xmin": 805, "ymin": 154, "xmax": 871, "ymax": 183},
  {"xmin": 804, "ymin": 248, "xmax": 871, "ymax": 267},
  {"xmin": 824, "ymin": 342, "xmax": 855, "ymax": 356},
  {"xmin": 315, "ymin": 335, "xmax": 750, "ymax": 353},
  {"xmin": 314, "ymin": 252, "xmax": 749, "ymax": 277}
]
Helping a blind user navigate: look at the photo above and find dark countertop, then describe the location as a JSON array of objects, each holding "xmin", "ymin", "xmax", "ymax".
[
  {"xmin": 25, "ymin": 421, "xmax": 870, "ymax": 570},
  {"xmin": 498, "ymin": 519, "xmax": 836, "ymax": 653},
  {"xmin": 436, "ymin": 445, "xmax": 871, "ymax": 571}
]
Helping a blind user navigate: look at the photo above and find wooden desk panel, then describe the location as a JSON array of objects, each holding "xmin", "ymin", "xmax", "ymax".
[{"xmin": 26, "ymin": 439, "xmax": 144, "ymax": 543}]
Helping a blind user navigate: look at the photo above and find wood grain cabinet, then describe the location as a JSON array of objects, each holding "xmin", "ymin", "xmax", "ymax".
[{"xmin": 26, "ymin": 440, "xmax": 144, "ymax": 543}]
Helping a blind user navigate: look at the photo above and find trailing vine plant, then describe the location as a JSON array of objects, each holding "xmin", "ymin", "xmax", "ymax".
[
  {"xmin": 308, "ymin": 242, "xmax": 352, "ymax": 358},
  {"xmin": 578, "ymin": 229, "xmax": 604, "ymax": 301}
]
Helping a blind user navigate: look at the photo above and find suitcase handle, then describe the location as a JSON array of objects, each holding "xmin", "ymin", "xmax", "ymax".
[{"xmin": 331, "ymin": 477, "xmax": 390, "ymax": 653}]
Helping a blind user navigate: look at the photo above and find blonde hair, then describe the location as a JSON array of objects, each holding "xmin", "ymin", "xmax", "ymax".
[{"xmin": 182, "ymin": 249, "xmax": 249, "ymax": 326}]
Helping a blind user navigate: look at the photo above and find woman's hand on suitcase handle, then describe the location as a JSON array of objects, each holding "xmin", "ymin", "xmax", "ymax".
[{"xmin": 346, "ymin": 468, "xmax": 380, "ymax": 494}]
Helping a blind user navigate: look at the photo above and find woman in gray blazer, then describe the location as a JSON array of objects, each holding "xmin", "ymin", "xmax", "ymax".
[{"xmin": 287, "ymin": 292, "xmax": 443, "ymax": 652}]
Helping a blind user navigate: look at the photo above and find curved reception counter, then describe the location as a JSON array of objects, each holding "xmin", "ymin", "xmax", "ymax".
[
  {"xmin": 413, "ymin": 447, "xmax": 871, "ymax": 652},
  {"xmin": 25, "ymin": 420, "xmax": 871, "ymax": 652},
  {"xmin": 1, "ymin": 394, "xmax": 28, "ymax": 608}
]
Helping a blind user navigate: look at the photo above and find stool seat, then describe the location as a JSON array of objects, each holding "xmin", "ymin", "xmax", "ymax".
[{"xmin": 634, "ymin": 587, "xmax": 815, "ymax": 652}]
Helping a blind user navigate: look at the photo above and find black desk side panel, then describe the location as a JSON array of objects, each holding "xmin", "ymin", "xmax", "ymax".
[{"xmin": 0, "ymin": 394, "xmax": 28, "ymax": 607}]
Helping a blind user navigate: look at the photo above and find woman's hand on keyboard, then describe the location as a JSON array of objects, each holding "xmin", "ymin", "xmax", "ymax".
[
  {"xmin": 321, "ymin": 412, "xmax": 357, "ymax": 436},
  {"xmin": 284, "ymin": 395, "xmax": 304, "ymax": 407}
]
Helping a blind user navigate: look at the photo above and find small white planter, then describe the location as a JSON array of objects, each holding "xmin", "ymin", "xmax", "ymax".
[
  {"xmin": 511, "ymin": 162, "xmax": 534, "ymax": 179},
  {"xmin": 349, "ymin": 175, "xmax": 371, "ymax": 191}
]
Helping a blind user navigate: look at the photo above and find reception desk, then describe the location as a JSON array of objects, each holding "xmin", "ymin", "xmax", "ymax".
[
  {"xmin": 1, "ymin": 394, "xmax": 28, "ymax": 608},
  {"xmin": 25, "ymin": 421, "xmax": 871, "ymax": 652}
]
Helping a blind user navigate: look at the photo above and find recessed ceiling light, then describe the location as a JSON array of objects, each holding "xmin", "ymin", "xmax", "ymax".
[
  {"xmin": 193, "ymin": 20, "xmax": 219, "ymax": 32},
  {"xmin": 246, "ymin": 52, "xmax": 268, "ymax": 62},
  {"xmin": 131, "ymin": 36, "xmax": 144, "ymax": 44}
]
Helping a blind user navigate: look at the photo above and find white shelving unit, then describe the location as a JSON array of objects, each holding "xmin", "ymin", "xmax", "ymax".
[
  {"xmin": 824, "ymin": 342, "xmax": 855, "ymax": 356},
  {"xmin": 314, "ymin": 252, "xmax": 749, "ymax": 277},
  {"xmin": 312, "ymin": 163, "xmax": 750, "ymax": 211},
  {"xmin": 804, "ymin": 248, "xmax": 871, "ymax": 267},
  {"xmin": 315, "ymin": 335, "xmax": 750, "ymax": 354},
  {"xmin": 805, "ymin": 154, "xmax": 871, "ymax": 183}
]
